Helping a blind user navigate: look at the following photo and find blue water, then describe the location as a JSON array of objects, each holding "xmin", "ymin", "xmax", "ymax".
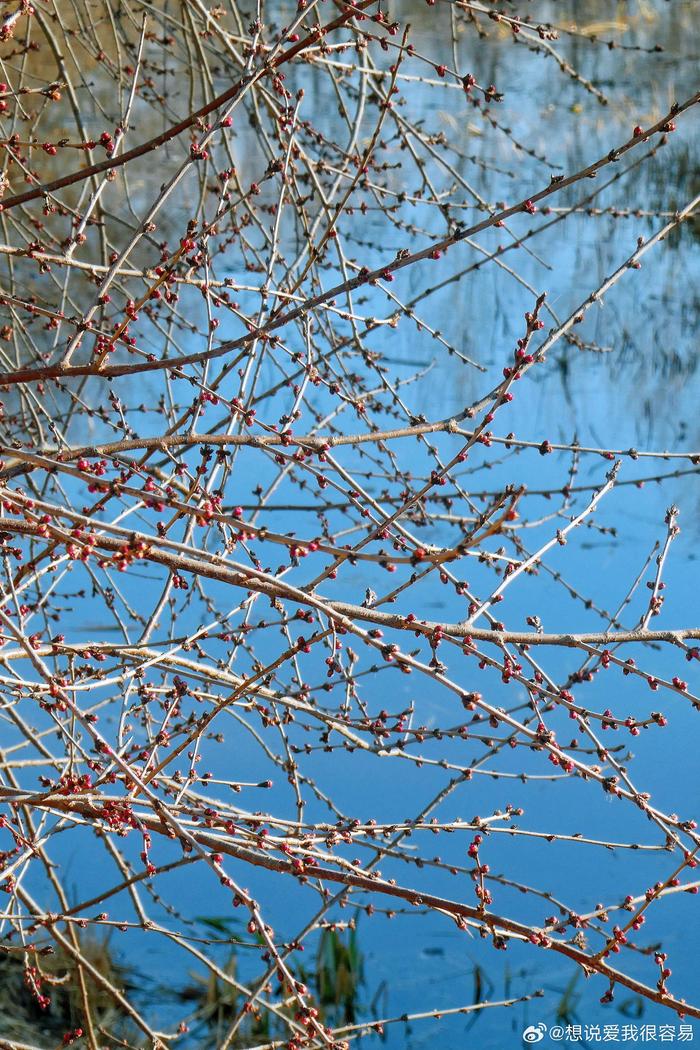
[{"xmin": 2, "ymin": 1, "xmax": 700, "ymax": 1047}]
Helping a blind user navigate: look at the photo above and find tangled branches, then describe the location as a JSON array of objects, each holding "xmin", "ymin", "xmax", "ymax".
[{"xmin": 0, "ymin": 1, "xmax": 699, "ymax": 1047}]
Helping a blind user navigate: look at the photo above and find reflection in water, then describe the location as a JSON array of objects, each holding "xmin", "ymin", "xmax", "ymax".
[{"xmin": 0, "ymin": 3, "xmax": 699, "ymax": 1048}]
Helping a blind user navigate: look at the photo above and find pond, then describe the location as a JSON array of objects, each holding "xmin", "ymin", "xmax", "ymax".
[{"xmin": 0, "ymin": 1, "xmax": 699, "ymax": 1047}]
